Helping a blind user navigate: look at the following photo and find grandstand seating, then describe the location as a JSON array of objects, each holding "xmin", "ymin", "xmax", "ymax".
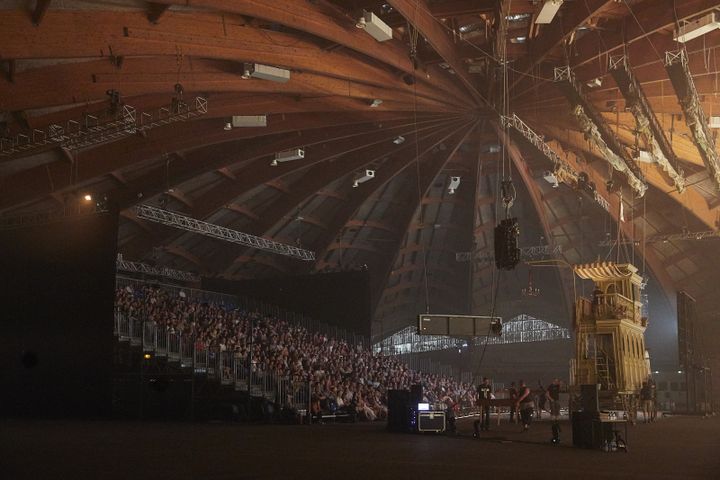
[{"xmin": 114, "ymin": 281, "xmax": 479, "ymax": 421}]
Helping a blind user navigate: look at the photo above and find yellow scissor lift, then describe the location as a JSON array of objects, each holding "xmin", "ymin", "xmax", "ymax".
[{"xmin": 570, "ymin": 262, "xmax": 651, "ymax": 421}]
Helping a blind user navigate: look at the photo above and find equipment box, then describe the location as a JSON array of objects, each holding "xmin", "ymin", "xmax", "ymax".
[{"xmin": 418, "ymin": 411, "xmax": 445, "ymax": 432}]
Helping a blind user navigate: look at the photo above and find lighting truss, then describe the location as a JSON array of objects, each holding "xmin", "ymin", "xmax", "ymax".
[
  {"xmin": 553, "ymin": 66, "xmax": 648, "ymax": 197},
  {"xmin": 135, "ymin": 204, "xmax": 316, "ymax": 261},
  {"xmin": 501, "ymin": 113, "xmax": 611, "ymax": 212},
  {"xmin": 116, "ymin": 254, "xmax": 200, "ymax": 282},
  {"xmin": 609, "ymin": 55, "xmax": 685, "ymax": 193},
  {"xmin": 373, "ymin": 314, "xmax": 571, "ymax": 355},
  {"xmin": 0, "ymin": 97, "xmax": 208, "ymax": 157},
  {"xmin": 665, "ymin": 50, "xmax": 720, "ymax": 192},
  {"xmin": 599, "ymin": 228, "xmax": 720, "ymax": 247},
  {"xmin": 455, "ymin": 244, "xmax": 562, "ymax": 262}
]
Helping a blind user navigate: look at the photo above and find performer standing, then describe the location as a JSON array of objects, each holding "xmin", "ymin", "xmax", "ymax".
[
  {"xmin": 473, "ymin": 377, "xmax": 493, "ymax": 436},
  {"xmin": 516, "ymin": 380, "xmax": 534, "ymax": 432},
  {"xmin": 546, "ymin": 378, "xmax": 561, "ymax": 422},
  {"xmin": 508, "ymin": 382, "xmax": 518, "ymax": 423}
]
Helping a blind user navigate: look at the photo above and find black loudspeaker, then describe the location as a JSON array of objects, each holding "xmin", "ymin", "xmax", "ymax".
[
  {"xmin": 580, "ymin": 384, "xmax": 600, "ymax": 412},
  {"xmin": 571, "ymin": 411, "xmax": 594, "ymax": 448},
  {"xmin": 494, "ymin": 218, "xmax": 520, "ymax": 270},
  {"xmin": 571, "ymin": 411, "xmax": 610, "ymax": 449},
  {"xmin": 387, "ymin": 389, "xmax": 411, "ymax": 432},
  {"xmin": 410, "ymin": 384, "xmax": 423, "ymax": 404}
]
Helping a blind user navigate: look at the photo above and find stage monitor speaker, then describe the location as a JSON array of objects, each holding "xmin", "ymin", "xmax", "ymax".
[
  {"xmin": 580, "ymin": 384, "xmax": 600, "ymax": 412},
  {"xmin": 410, "ymin": 384, "xmax": 423, "ymax": 404},
  {"xmin": 494, "ymin": 218, "xmax": 520, "ymax": 270}
]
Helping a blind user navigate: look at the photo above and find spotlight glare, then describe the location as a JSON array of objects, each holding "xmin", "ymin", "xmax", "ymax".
[{"xmin": 83, "ymin": 194, "xmax": 93, "ymax": 201}]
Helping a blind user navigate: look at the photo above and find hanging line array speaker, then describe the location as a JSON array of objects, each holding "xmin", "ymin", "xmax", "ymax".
[{"xmin": 494, "ymin": 217, "xmax": 520, "ymax": 270}]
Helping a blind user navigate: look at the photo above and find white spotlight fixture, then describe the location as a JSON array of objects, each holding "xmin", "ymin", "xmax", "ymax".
[
  {"xmin": 635, "ymin": 150, "xmax": 654, "ymax": 163},
  {"xmin": 542, "ymin": 170, "xmax": 560, "ymax": 188},
  {"xmin": 674, "ymin": 10, "xmax": 720, "ymax": 43},
  {"xmin": 224, "ymin": 122, "xmax": 232, "ymax": 131},
  {"xmin": 271, "ymin": 148, "xmax": 304, "ymax": 167},
  {"xmin": 352, "ymin": 169, "xmax": 375, "ymax": 188},
  {"xmin": 356, "ymin": 10, "xmax": 393, "ymax": 42},
  {"xmin": 393, "ymin": 135, "xmax": 405, "ymax": 145},
  {"xmin": 242, "ymin": 62, "xmax": 291, "ymax": 83},
  {"xmin": 369, "ymin": 99, "xmax": 383, "ymax": 108},
  {"xmin": 535, "ymin": 0, "xmax": 564, "ymax": 25},
  {"xmin": 448, "ymin": 176, "xmax": 461, "ymax": 194},
  {"xmin": 241, "ymin": 63, "xmax": 253, "ymax": 79},
  {"xmin": 586, "ymin": 77, "xmax": 603, "ymax": 88}
]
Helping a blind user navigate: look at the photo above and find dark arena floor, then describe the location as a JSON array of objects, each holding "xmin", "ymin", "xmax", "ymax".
[{"xmin": 1, "ymin": 415, "xmax": 718, "ymax": 480}]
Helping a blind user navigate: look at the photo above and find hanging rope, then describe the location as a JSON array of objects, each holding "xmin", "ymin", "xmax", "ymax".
[{"xmin": 409, "ymin": 5, "xmax": 431, "ymax": 315}]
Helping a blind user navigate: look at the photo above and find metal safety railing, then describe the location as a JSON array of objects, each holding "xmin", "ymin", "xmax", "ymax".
[{"xmin": 116, "ymin": 313, "xmax": 310, "ymax": 410}]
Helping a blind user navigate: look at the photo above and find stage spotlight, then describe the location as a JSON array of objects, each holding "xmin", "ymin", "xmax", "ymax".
[
  {"xmin": 224, "ymin": 122, "xmax": 232, "ymax": 131},
  {"xmin": 83, "ymin": 194, "xmax": 93, "ymax": 202},
  {"xmin": 144, "ymin": 353, "xmax": 152, "ymax": 360}
]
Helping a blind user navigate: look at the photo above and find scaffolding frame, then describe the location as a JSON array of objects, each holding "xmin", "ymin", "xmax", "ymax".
[
  {"xmin": 455, "ymin": 243, "xmax": 562, "ymax": 262},
  {"xmin": 553, "ymin": 66, "xmax": 648, "ymax": 197},
  {"xmin": 0, "ymin": 97, "xmax": 208, "ymax": 156},
  {"xmin": 665, "ymin": 49, "xmax": 720, "ymax": 192},
  {"xmin": 609, "ymin": 54, "xmax": 685, "ymax": 193},
  {"xmin": 116, "ymin": 254, "xmax": 200, "ymax": 282},
  {"xmin": 374, "ymin": 314, "xmax": 570, "ymax": 355},
  {"xmin": 501, "ymin": 113, "xmax": 611, "ymax": 212},
  {"xmin": 135, "ymin": 204, "xmax": 316, "ymax": 261}
]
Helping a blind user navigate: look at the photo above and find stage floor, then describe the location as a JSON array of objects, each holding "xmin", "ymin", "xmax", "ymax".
[{"xmin": 1, "ymin": 414, "xmax": 718, "ymax": 479}]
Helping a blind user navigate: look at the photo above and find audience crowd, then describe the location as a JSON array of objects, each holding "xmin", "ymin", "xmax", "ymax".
[{"xmin": 115, "ymin": 284, "xmax": 479, "ymax": 421}]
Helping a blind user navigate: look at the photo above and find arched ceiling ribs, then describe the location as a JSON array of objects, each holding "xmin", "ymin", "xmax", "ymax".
[
  {"xmin": 211, "ymin": 125, "xmax": 458, "ymax": 272},
  {"xmin": 345, "ymin": 219, "xmax": 399, "ymax": 235},
  {"xmin": 537, "ymin": 123, "xmax": 719, "ymax": 231},
  {"xmin": 161, "ymin": 245, "xmax": 204, "ymax": 269},
  {"xmin": 510, "ymin": 0, "xmax": 615, "ymax": 90},
  {"xmin": 0, "ymin": 10, "xmax": 469, "ymax": 110},
  {"xmin": 370, "ymin": 121, "xmax": 478, "ymax": 312},
  {"xmin": 516, "ymin": 42, "xmax": 720, "ymax": 109},
  {"xmin": 122, "ymin": 116, "xmax": 460, "ymax": 260},
  {"xmin": 166, "ymin": 188, "xmax": 193, "ymax": 209},
  {"xmin": 512, "ymin": 0, "xmax": 720, "ymax": 102},
  {"xmin": 135, "ymin": 0, "xmax": 474, "ymax": 105},
  {"xmin": 324, "ymin": 242, "xmax": 380, "ymax": 255},
  {"xmin": 310, "ymin": 120, "xmax": 473, "ymax": 269},
  {"xmin": 225, "ymin": 203, "xmax": 259, "ymax": 222},
  {"xmin": 0, "ymin": 57, "xmax": 464, "ymax": 114},
  {"xmin": 0, "ymin": 110, "xmax": 434, "ymax": 210},
  {"xmin": 387, "ymin": 0, "xmax": 486, "ymax": 107},
  {"xmin": 507, "ymin": 123, "xmax": 678, "ymax": 298},
  {"xmin": 120, "ymin": 210, "xmax": 153, "ymax": 233}
]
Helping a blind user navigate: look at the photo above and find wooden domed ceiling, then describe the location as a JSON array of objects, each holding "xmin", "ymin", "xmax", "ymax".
[{"xmin": 1, "ymin": 0, "xmax": 720, "ymax": 337}]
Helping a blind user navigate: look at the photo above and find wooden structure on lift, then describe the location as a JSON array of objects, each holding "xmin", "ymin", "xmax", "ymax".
[{"xmin": 571, "ymin": 262, "xmax": 651, "ymax": 407}]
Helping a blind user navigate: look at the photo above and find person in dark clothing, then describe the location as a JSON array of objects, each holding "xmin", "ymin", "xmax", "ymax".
[
  {"xmin": 592, "ymin": 285, "xmax": 603, "ymax": 317},
  {"xmin": 508, "ymin": 382, "xmax": 518, "ymax": 423},
  {"xmin": 516, "ymin": 380, "xmax": 534, "ymax": 432},
  {"xmin": 473, "ymin": 377, "xmax": 493, "ymax": 436},
  {"xmin": 641, "ymin": 381, "xmax": 653, "ymax": 423},
  {"xmin": 546, "ymin": 378, "xmax": 561, "ymax": 421}
]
